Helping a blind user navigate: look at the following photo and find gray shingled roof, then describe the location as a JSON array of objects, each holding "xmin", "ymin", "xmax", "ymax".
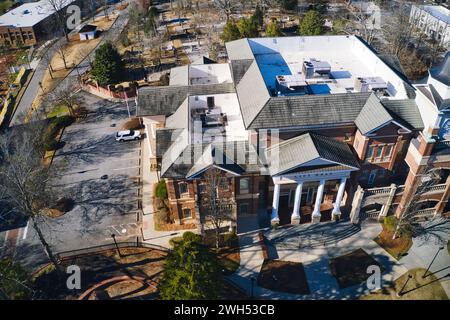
[
  {"xmin": 137, "ymin": 83, "xmax": 235, "ymax": 116},
  {"xmin": 429, "ymin": 83, "xmax": 450, "ymax": 111},
  {"xmin": 155, "ymin": 128, "xmax": 184, "ymax": 157},
  {"xmin": 355, "ymin": 94, "xmax": 424, "ymax": 134},
  {"xmin": 165, "ymin": 98, "xmax": 189, "ymax": 129},
  {"xmin": 266, "ymin": 133, "xmax": 360, "ymax": 176},
  {"xmin": 355, "ymin": 93, "xmax": 393, "ymax": 134},
  {"xmin": 169, "ymin": 66, "xmax": 189, "ymax": 86},
  {"xmin": 236, "ymin": 60, "xmax": 271, "ymax": 128},
  {"xmin": 161, "ymin": 140, "xmax": 263, "ymax": 179},
  {"xmin": 382, "ymin": 99, "xmax": 424, "ymax": 130},
  {"xmin": 248, "ymin": 92, "xmax": 371, "ymax": 129},
  {"xmin": 225, "ymin": 38, "xmax": 254, "ymax": 60},
  {"xmin": 230, "ymin": 59, "xmax": 253, "ymax": 84}
]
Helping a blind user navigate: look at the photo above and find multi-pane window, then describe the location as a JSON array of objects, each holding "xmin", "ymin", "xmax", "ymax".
[
  {"xmin": 182, "ymin": 208, "xmax": 192, "ymax": 219},
  {"xmin": 239, "ymin": 178, "xmax": 250, "ymax": 194},
  {"xmin": 383, "ymin": 144, "xmax": 393, "ymax": 160},
  {"xmin": 366, "ymin": 144, "xmax": 395, "ymax": 163},
  {"xmin": 375, "ymin": 146, "xmax": 383, "ymax": 160},
  {"xmin": 178, "ymin": 182, "xmax": 188, "ymax": 195},
  {"xmin": 366, "ymin": 145, "xmax": 375, "ymax": 160}
]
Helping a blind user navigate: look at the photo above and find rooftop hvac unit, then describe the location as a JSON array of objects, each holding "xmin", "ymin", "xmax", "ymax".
[
  {"xmin": 354, "ymin": 77, "xmax": 388, "ymax": 93},
  {"xmin": 302, "ymin": 59, "xmax": 331, "ymax": 78},
  {"xmin": 275, "ymin": 74, "xmax": 308, "ymax": 95}
]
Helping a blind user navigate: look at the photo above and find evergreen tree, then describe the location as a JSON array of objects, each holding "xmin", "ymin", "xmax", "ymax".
[
  {"xmin": 91, "ymin": 42, "xmax": 125, "ymax": 86},
  {"xmin": 0, "ymin": 260, "xmax": 33, "ymax": 300},
  {"xmin": 266, "ymin": 19, "xmax": 281, "ymax": 37},
  {"xmin": 220, "ymin": 20, "xmax": 241, "ymax": 42},
  {"xmin": 298, "ymin": 10, "xmax": 324, "ymax": 36},
  {"xmin": 160, "ymin": 232, "xmax": 222, "ymax": 300},
  {"xmin": 237, "ymin": 17, "xmax": 259, "ymax": 38}
]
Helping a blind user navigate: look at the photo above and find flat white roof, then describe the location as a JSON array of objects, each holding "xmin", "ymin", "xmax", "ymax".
[
  {"xmin": 189, "ymin": 93, "xmax": 247, "ymax": 144},
  {"xmin": 0, "ymin": 0, "xmax": 75, "ymax": 28},
  {"xmin": 247, "ymin": 36, "xmax": 409, "ymax": 98}
]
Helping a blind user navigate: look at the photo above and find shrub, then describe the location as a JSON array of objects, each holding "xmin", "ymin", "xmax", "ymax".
[
  {"xmin": 155, "ymin": 180, "xmax": 168, "ymax": 199},
  {"xmin": 43, "ymin": 139, "xmax": 61, "ymax": 152},
  {"xmin": 182, "ymin": 231, "xmax": 202, "ymax": 244},
  {"xmin": 384, "ymin": 215, "xmax": 398, "ymax": 232},
  {"xmin": 169, "ymin": 236, "xmax": 183, "ymax": 247},
  {"xmin": 223, "ymin": 231, "xmax": 239, "ymax": 248},
  {"xmin": 122, "ymin": 117, "xmax": 143, "ymax": 130}
]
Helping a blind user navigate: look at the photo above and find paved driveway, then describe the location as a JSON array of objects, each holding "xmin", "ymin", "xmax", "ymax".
[{"xmin": 11, "ymin": 92, "xmax": 142, "ymax": 269}]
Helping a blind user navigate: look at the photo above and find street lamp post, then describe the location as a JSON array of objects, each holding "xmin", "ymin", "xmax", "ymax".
[
  {"xmin": 111, "ymin": 234, "xmax": 122, "ymax": 258},
  {"xmin": 397, "ymin": 274, "xmax": 413, "ymax": 297},
  {"xmin": 423, "ymin": 246, "xmax": 445, "ymax": 278}
]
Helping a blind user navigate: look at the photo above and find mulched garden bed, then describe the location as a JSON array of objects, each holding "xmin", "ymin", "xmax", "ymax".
[
  {"xmin": 257, "ymin": 259, "xmax": 310, "ymax": 294},
  {"xmin": 329, "ymin": 248, "xmax": 383, "ymax": 289},
  {"xmin": 33, "ymin": 247, "xmax": 167, "ymax": 299},
  {"xmin": 374, "ymin": 226, "xmax": 413, "ymax": 260}
]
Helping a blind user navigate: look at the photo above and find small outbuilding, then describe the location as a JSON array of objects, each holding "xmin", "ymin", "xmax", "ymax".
[{"xmin": 79, "ymin": 24, "xmax": 97, "ymax": 41}]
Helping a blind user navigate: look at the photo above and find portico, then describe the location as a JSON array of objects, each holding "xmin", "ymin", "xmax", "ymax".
[
  {"xmin": 271, "ymin": 172, "xmax": 350, "ymax": 224},
  {"xmin": 266, "ymin": 133, "xmax": 360, "ymax": 225}
]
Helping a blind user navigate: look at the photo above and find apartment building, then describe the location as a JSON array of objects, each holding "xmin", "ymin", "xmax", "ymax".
[
  {"xmin": 410, "ymin": 4, "xmax": 450, "ymax": 48},
  {"xmin": 137, "ymin": 35, "xmax": 449, "ymax": 228}
]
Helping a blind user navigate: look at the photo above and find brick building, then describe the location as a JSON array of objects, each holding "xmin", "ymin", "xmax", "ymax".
[
  {"xmin": 136, "ymin": 35, "xmax": 450, "ymax": 229},
  {"xmin": 0, "ymin": 0, "xmax": 78, "ymax": 47}
]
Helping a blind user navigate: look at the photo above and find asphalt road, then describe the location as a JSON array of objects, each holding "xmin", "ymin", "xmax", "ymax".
[{"xmin": 9, "ymin": 92, "xmax": 142, "ymax": 270}]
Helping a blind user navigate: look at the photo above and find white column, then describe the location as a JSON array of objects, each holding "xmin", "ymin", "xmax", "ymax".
[
  {"xmin": 271, "ymin": 183, "xmax": 281, "ymax": 223},
  {"xmin": 291, "ymin": 182, "xmax": 303, "ymax": 219},
  {"xmin": 332, "ymin": 177, "xmax": 347, "ymax": 216},
  {"xmin": 312, "ymin": 180, "xmax": 325, "ymax": 218}
]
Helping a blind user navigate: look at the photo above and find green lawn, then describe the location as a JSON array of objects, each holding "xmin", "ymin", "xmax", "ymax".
[
  {"xmin": 361, "ymin": 268, "xmax": 448, "ymax": 300},
  {"xmin": 47, "ymin": 104, "xmax": 69, "ymax": 118},
  {"xmin": 0, "ymin": 1, "xmax": 14, "ymax": 15}
]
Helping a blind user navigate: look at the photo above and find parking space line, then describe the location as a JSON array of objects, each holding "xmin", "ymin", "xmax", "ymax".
[
  {"xmin": 112, "ymin": 166, "xmax": 141, "ymax": 171},
  {"xmin": 107, "ymin": 157, "xmax": 141, "ymax": 162}
]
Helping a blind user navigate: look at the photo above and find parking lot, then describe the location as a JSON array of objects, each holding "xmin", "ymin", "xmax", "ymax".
[{"xmin": 17, "ymin": 92, "xmax": 143, "ymax": 259}]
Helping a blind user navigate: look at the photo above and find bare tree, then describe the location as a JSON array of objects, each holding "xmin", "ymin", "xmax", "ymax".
[
  {"xmin": 47, "ymin": 82, "xmax": 82, "ymax": 117},
  {"xmin": 0, "ymin": 122, "xmax": 64, "ymax": 277},
  {"xmin": 54, "ymin": 40, "xmax": 69, "ymax": 70},
  {"xmin": 382, "ymin": 1, "xmax": 416, "ymax": 57},
  {"xmin": 200, "ymin": 168, "xmax": 235, "ymax": 249},
  {"xmin": 214, "ymin": 0, "xmax": 238, "ymax": 21},
  {"xmin": 47, "ymin": 0, "xmax": 70, "ymax": 42},
  {"xmin": 392, "ymin": 168, "xmax": 450, "ymax": 245}
]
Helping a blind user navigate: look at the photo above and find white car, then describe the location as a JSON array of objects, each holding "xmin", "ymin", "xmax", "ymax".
[{"xmin": 115, "ymin": 130, "xmax": 141, "ymax": 142}]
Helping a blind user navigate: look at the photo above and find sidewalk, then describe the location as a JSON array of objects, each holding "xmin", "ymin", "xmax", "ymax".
[
  {"xmin": 399, "ymin": 235, "xmax": 450, "ymax": 297},
  {"xmin": 140, "ymin": 136, "xmax": 195, "ymax": 248},
  {"xmin": 228, "ymin": 220, "xmax": 409, "ymax": 300}
]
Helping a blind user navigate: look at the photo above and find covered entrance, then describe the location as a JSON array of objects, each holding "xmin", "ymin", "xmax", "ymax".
[{"xmin": 266, "ymin": 133, "xmax": 360, "ymax": 224}]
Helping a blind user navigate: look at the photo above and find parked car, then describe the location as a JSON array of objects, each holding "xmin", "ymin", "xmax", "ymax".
[{"xmin": 115, "ymin": 130, "xmax": 141, "ymax": 142}]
